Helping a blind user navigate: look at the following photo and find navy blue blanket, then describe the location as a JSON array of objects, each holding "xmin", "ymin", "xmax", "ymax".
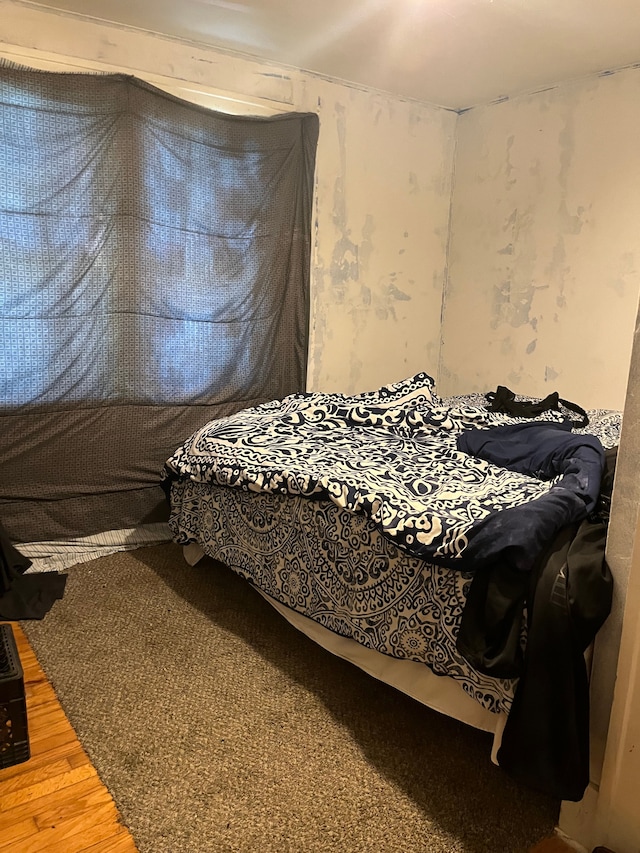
[{"xmin": 457, "ymin": 421, "xmax": 605, "ymax": 572}]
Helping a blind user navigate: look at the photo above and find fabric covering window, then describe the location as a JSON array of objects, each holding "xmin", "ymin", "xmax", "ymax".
[{"xmin": 0, "ymin": 62, "xmax": 319, "ymax": 543}]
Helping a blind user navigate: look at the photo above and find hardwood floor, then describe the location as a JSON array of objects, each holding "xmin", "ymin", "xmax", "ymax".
[
  {"xmin": 1, "ymin": 621, "xmax": 577, "ymax": 853},
  {"xmin": 0, "ymin": 622, "xmax": 138, "ymax": 853}
]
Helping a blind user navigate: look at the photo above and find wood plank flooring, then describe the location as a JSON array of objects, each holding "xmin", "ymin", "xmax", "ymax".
[
  {"xmin": 0, "ymin": 620, "xmax": 576, "ymax": 853},
  {"xmin": 0, "ymin": 622, "xmax": 138, "ymax": 853}
]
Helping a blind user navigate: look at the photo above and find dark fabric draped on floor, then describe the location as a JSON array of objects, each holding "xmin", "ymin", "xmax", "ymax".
[{"xmin": 0, "ymin": 522, "xmax": 66, "ymax": 618}]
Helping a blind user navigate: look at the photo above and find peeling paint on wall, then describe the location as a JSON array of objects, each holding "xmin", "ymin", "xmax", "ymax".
[
  {"xmin": 611, "ymin": 252, "xmax": 637, "ymax": 297},
  {"xmin": 545, "ymin": 365, "xmax": 560, "ymax": 382},
  {"xmin": 558, "ymin": 111, "xmax": 574, "ymax": 192},
  {"xmin": 388, "ymin": 283, "xmax": 411, "ymax": 301},
  {"xmin": 330, "ymin": 234, "xmax": 359, "ymax": 299},
  {"xmin": 308, "ymin": 83, "xmax": 455, "ymax": 393},
  {"xmin": 491, "ymin": 280, "xmax": 548, "ymax": 329},
  {"xmin": 442, "ymin": 67, "xmax": 640, "ymax": 409},
  {"xmin": 504, "ymin": 134, "xmax": 517, "ymax": 187},
  {"xmin": 559, "ymin": 200, "xmax": 585, "ymax": 234}
]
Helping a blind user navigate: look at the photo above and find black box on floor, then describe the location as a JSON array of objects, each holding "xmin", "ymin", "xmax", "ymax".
[{"xmin": 0, "ymin": 623, "xmax": 30, "ymax": 769}]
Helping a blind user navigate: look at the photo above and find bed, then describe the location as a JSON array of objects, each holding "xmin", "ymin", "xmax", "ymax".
[{"xmin": 161, "ymin": 373, "xmax": 621, "ymax": 800}]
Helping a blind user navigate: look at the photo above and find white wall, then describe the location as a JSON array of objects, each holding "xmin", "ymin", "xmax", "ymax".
[
  {"xmin": 1, "ymin": 0, "xmax": 456, "ymax": 397},
  {"xmin": 441, "ymin": 70, "xmax": 640, "ymax": 411},
  {"xmin": 307, "ymin": 84, "xmax": 455, "ymax": 394}
]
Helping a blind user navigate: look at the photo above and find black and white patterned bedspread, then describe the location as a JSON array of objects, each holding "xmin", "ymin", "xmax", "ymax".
[
  {"xmin": 164, "ymin": 375, "xmax": 621, "ymax": 714},
  {"xmin": 167, "ymin": 479, "xmax": 519, "ymax": 713},
  {"xmin": 163, "ymin": 373, "xmax": 621, "ymax": 567}
]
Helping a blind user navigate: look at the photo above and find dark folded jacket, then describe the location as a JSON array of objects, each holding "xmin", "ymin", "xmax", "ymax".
[{"xmin": 0, "ymin": 522, "xmax": 67, "ymax": 620}]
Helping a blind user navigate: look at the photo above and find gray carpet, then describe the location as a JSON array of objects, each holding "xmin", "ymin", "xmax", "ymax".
[{"xmin": 22, "ymin": 544, "xmax": 559, "ymax": 852}]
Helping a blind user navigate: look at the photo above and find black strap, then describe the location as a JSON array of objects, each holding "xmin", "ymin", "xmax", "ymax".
[{"xmin": 485, "ymin": 385, "xmax": 589, "ymax": 428}]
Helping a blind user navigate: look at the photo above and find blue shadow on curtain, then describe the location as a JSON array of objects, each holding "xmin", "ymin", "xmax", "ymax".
[{"xmin": 0, "ymin": 61, "xmax": 319, "ymax": 543}]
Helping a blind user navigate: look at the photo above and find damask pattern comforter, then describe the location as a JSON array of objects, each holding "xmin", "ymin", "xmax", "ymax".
[
  {"xmin": 163, "ymin": 373, "xmax": 621, "ymax": 716},
  {"xmin": 163, "ymin": 373, "xmax": 618, "ymax": 567},
  {"xmin": 167, "ymin": 478, "xmax": 517, "ymax": 713}
]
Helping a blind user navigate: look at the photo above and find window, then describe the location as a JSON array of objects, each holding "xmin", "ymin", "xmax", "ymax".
[{"xmin": 0, "ymin": 61, "xmax": 318, "ymax": 542}]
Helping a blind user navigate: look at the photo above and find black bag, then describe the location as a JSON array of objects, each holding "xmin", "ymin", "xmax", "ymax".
[{"xmin": 485, "ymin": 385, "xmax": 589, "ymax": 428}]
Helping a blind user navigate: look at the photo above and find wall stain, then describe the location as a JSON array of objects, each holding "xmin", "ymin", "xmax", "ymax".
[
  {"xmin": 349, "ymin": 356, "xmax": 364, "ymax": 392},
  {"xmin": 360, "ymin": 214, "xmax": 375, "ymax": 272},
  {"xmin": 491, "ymin": 203, "xmax": 546, "ymax": 330},
  {"xmin": 558, "ymin": 112, "xmax": 574, "ymax": 191},
  {"xmin": 502, "ymin": 208, "xmax": 518, "ymax": 232},
  {"xmin": 332, "ymin": 103, "xmax": 348, "ymax": 227},
  {"xmin": 545, "ymin": 365, "xmax": 560, "ymax": 383},
  {"xmin": 330, "ymin": 234, "xmax": 359, "ymax": 302},
  {"xmin": 559, "ymin": 200, "xmax": 584, "ymax": 234},
  {"xmin": 555, "ymin": 109, "xmax": 592, "ymax": 261},
  {"xmin": 408, "ymin": 111, "xmax": 423, "ymax": 137},
  {"xmin": 330, "ymin": 102, "xmax": 358, "ymax": 300},
  {"xmin": 611, "ymin": 252, "xmax": 637, "ymax": 297},
  {"xmin": 545, "ymin": 236, "xmax": 569, "ymax": 304},
  {"xmin": 329, "ymin": 106, "xmax": 375, "ymax": 304},
  {"xmin": 491, "ymin": 279, "xmax": 546, "ymax": 329},
  {"xmin": 388, "ymin": 283, "xmax": 411, "ymax": 301},
  {"xmin": 501, "ymin": 337, "xmax": 514, "ymax": 356},
  {"xmin": 504, "ymin": 135, "xmax": 517, "ymax": 188}
]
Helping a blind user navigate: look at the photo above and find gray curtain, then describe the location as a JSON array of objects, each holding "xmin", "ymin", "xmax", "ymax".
[{"xmin": 0, "ymin": 63, "xmax": 319, "ymax": 543}]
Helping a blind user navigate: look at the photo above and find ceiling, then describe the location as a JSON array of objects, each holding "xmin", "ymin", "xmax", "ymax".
[{"xmin": 24, "ymin": 0, "xmax": 640, "ymax": 109}]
